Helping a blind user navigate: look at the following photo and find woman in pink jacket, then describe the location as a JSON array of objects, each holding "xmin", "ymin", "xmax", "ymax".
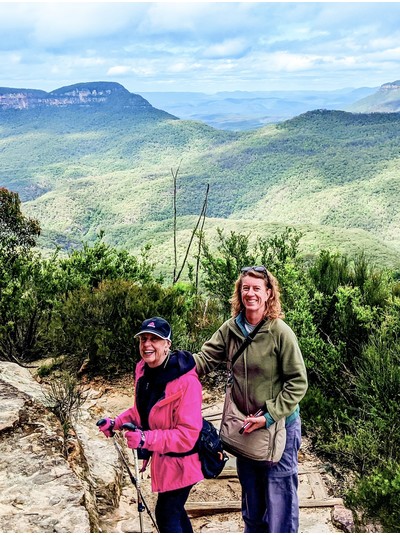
[{"xmin": 99, "ymin": 317, "xmax": 204, "ymax": 532}]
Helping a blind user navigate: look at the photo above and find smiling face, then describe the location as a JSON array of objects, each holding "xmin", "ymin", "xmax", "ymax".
[
  {"xmin": 138, "ymin": 333, "xmax": 171, "ymax": 368},
  {"xmin": 241, "ymin": 274, "xmax": 271, "ymax": 322}
]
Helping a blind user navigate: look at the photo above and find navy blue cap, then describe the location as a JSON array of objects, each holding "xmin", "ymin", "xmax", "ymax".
[{"xmin": 135, "ymin": 317, "xmax": 172, "ymax": 341}]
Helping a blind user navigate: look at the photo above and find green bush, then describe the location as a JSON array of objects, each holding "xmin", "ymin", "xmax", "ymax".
[
  {"xmin": 323, "ymin": 418, "xmax": 384, "ymax": 476},
  {"xmin": 346, "ymin": 461, "xmax": 400, "ymax": 532},
  {"xmin": 43, "ymin": 371, "xmax": 88, "ymax": 454},
  {"xmin": 58, "ymin": 235, "xmax": 158, "ymax": 294},
  {"xmin": 49, "ymin": 279, "xmax": 222, "ymax": 378},
  {"xmin": 50, "ymin": 280, "xmax": 159, "ymax": 377},
  {"xmin": 0, "ymin": 251, "xmax": 62, "ymax": 363}
]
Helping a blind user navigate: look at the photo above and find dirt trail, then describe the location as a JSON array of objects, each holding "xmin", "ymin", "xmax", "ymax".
[{"xmin": 92, "ymin": 379, "xmax": 348, "ymax": 533}]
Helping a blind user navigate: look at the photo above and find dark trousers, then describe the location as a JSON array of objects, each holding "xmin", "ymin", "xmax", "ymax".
[
  {"xmin": 155, "ymin": 484, "xmax": 194, "ymax": 533},
  {"xmin": 236, "ymin": 417, "xmax": 302, "ymax": 533}
]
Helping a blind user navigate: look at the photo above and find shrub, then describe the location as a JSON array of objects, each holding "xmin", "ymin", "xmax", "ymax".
[
  {"xmin": 0, "ymin": 251, "xmax": 62, "ymax": 364},
  {"xmin": 43, "ymin": 371, "xmax": 88, "ymax": 454},
  {"xmin": 49, "ymin": 279, "xmax": 222, "ymax": 378},
  {"xmin": 346, "ymin": 461, "xmax": 400, "ymax": 532}
]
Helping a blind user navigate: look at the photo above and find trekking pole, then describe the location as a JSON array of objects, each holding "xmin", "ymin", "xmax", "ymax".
[
  {"xmin": 96, "ymin": 419, "xmax": 159, "ymax": 532},
  {"xmin": 122, "ymin": 423, "xmax": 145, "ymax": 533}
]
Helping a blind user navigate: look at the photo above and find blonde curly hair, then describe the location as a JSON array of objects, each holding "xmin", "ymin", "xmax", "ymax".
[{"xmin": 230, "ymin": 267, "xmax": 284, "ymax": 320}]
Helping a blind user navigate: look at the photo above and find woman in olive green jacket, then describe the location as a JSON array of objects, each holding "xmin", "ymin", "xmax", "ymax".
[{"xmin": 194, "ymin": 266, "xmax": 308, "ymax": 533}]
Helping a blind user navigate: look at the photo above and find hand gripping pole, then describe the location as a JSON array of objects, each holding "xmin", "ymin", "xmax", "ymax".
[{"xmin": 96, "ymin": 419, "xmax": 158, "ymax": 532}]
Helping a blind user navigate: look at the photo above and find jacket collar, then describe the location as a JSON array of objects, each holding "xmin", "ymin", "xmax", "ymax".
[
  {"xmin": 234, "ymin": 311, "xmax": 272, "ymax": 337},
  {"xmin": 139, "ymin": 349, "xmax": 195, "ymax": 384}
]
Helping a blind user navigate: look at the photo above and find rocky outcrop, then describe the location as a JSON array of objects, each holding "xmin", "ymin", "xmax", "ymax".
[
  {"xmin": 380, "ymin": 80, "xmax": 400, "ymax": 91},
  {"xmin": 0, "ymin": 363, "xmax": 124, "ymax": 533},
  {"xmin": 0, "ymin": 82, "xmax": 155, "ymax": 111},
  {"xmin": 331, "ymin": 504, "xmax": 355, "ymax": 532},
  {"xmin": 348, "ymin": 79, "xmax": 400, "ymax": 113}
]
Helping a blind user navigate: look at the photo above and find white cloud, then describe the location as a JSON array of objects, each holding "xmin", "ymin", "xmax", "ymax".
[
  {"xmin": 107, "ymin": 65, "xmax": 132, "ymax": 76},
  {"xmin": 168, "ymin": 61, "xmax": 202, "ymax": 74},
  {"xmin": 1, "ymin": 2, "xmax": 400, "ymax": 92},
  {"xmin": 144, "ymin": 2, "xmax": 203, "ymax": 33},
  {"xmin": 203, "ymin": 38, "xmax": 250, "ymax": 60},
  {"xmin": 267, "ymin": 51, "xmax": 317, "ymax": 73},
  {"xmin": 31, "ymin": 4, "xmax": 126, "ymax": 46}
]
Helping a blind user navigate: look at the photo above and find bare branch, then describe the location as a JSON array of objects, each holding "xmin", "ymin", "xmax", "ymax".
[
  {"xmin": 171, "ymin": 160, "xmax": 182, "ymax": 282},
  {"xmin": 174, "ymin": 184, "xmax": 209, "ymax": 284}
]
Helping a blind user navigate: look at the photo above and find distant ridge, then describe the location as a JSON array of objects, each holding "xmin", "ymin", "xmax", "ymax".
[
  {"xmin": 0, "ymin": 81, "xmax": 378, "ymax": 129},
  {"xmin": 0, "ymin": 81, "xmax": 175, "ymax": 115},
  {"xmin": 347, "ymin": 79, "xmax": 400, "ymax": 113}
]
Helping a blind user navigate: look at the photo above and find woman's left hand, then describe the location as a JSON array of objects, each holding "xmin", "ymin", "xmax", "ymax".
[
  {"xmin": 243, "ymin": 415, "xmax": 266, "ymax": 433},
  {"xmin": 125, "ymin": 430, "xmax": 144, "ymax": 449}
]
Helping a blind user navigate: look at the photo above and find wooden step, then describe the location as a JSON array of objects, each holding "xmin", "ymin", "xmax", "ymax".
[{"xmin": 186, "ymin": 497, "xmax": 344, "ymax": 517}]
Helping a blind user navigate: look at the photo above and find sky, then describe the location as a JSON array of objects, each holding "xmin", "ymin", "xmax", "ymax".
[{"xmin": 1, "ymin": 1, "xmax": 400, "ymax": 94}]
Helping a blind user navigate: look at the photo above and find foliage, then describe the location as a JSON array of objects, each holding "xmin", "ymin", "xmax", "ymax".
[
  {"xmin": 199, "ymin": 228, "xmax": 257, "ymax": 315},
  {"xmin": 0, "ymin": 187, "xmax": 40, "ymax": 260},
  {"xmin": 308, "ymin": 251, "xmax": 390, "ymax": 372},
  {"xmin": 2, "ymin": 107, "xmax": 400, "ymax": 269},
  {"xmin": 199, "ymin": 226, "xmax": 306, "ymax": 316},
  {"xmin": 345, "ymin": 461, "xmax": 400, "ymax": 532},
  {"xmin": 43, "ymin": 371, "xmax": 88, "ymax": 452},
  {"xmin": 0, "ymin": 190, "xmax": 59, "ymax": 364},
  {"xmin": 49, "ymin": 280, "xmax": 155, "ymax": 377},
  {"xmin": 301, "ymin": 251, "xmax": 400, "ymax": 530},
  {"xmin": 0, "ymin": 251, "xmax": 63, "ymax": 364},
  {"xmin": 57, "ymin": 233, "xmax": 158, "ymax": 295},
  {"xmin": 168, "ymin": 282, "xmax": 223, "ymax": 354},
  {"xmin": 37, "ymin": 358, "xmax": 62, "ymax": 377}
]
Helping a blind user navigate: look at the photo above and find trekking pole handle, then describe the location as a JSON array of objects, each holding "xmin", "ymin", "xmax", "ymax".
[
  {"xmin": 96, "ymin": 421, "xmax": 138, "ymax": 432},
  {"xmin": 96, "ymin": 418, "xmax": 116, "ymax": 436},
  {"xmin": 121, "ymin": 423, "xmax": 138, "ymax": 432},
  {"xmin": 122, "ymin": 423, "xmax": 147, "ymax": 449},
  {"xmin": 96, "ymin": 418, "xmax": 107, "ymax": 427}
]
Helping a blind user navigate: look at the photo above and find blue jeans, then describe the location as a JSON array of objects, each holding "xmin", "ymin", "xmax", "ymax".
[
  {"xmin": 155, "ymin": 484, "xmax": 194, "ymax": 533},
  {"xmin": 236, "ymin": 417, "xmax": 302, "ymax": 533}
]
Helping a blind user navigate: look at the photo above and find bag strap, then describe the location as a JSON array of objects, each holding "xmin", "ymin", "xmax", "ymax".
[{"xmin": 229, "ymin": 318, "xmax": 266, "ymax": 370}]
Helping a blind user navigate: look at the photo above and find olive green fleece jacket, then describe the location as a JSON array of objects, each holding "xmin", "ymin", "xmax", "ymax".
[{"xmin": 193, "ymin": 316, "xmax": 308, "ymax": 422}]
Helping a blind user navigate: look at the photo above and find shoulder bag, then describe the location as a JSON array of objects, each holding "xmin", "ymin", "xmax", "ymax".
[{"xmin": 219, "ymin": 319, "xmax": 287, "ymax": 463}]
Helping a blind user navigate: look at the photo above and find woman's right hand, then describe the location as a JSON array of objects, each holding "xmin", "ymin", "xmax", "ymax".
[{"xmin": 97, "ymin": 417, "xmax": 115, "ymax": 437}]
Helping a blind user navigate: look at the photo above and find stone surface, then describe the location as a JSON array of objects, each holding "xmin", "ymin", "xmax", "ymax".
[
  {"xmin": 331, "ymin": 504, "xmax": 356, "ymax": 533},
  {"xmin": 0, "ymin": 363, "xmax": 91, "ymax": 533},
  {"xmin": 73, "ymin": 399, "xmax": 123, "ymax": 516},
  {"xmin": 0, "ymin": 363, "xmax": 354, "ymax": 533}
]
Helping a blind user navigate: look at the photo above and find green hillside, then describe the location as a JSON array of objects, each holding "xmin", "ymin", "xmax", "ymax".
[
  {"xmin": 91, "ymin": 216, "xmax": 399, "ymax": 279},
  {"xmin": 1, "ymin": 91, "xmax": 399, "ymax": 271}
]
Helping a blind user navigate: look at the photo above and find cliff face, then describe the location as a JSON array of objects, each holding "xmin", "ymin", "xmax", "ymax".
[
  {"xmin": 380, "ymin": 80, "xmax": 400, "ymax": 91},
  {"xmin": 347, "ymin": 79, "xmax": 400, "ymax": 113},
  {"xmin": 0, "ymin": 362, "xmax": 124, "ymax": 533},
  {"xmin": 0, "ymin": 81, "xmax": 153, "ymax": 110}
]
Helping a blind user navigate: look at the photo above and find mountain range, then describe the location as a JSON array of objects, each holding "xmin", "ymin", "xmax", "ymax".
[
  {"xmin": 1, "ymin": 80, "xmax": 399, "ymax": 274},
  {"xmin": 0, "ymin": 81, "xmax": 378, "ymax": 131},
  {"xmin": 141, "ymin": 86, "xmax": 378, "ymax": 131}
]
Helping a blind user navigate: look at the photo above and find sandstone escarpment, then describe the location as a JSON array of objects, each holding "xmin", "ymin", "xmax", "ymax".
[
  {"xmin": 0, "ymin": 82, "xmax": 153, "ymax": 111},
  {"xmin": 0, "ymin": 363, "xmax": 123, "ymax": 533}
]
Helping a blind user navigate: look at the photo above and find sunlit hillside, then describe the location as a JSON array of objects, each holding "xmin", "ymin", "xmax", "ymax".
[{"xmin": 1, "ymin": 83, "xmax": 399, "ymax": 272}]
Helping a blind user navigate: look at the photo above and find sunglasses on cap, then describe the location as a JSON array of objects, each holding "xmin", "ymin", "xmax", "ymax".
[{"xmin": 240, "ymin": 266, "xmax": 271, "ymax": 287}]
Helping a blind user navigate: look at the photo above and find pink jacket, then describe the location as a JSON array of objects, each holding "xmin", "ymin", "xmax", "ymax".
[{"xmin": 116, "ymin": 353, "xmax": 204, "ymax": 493}]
